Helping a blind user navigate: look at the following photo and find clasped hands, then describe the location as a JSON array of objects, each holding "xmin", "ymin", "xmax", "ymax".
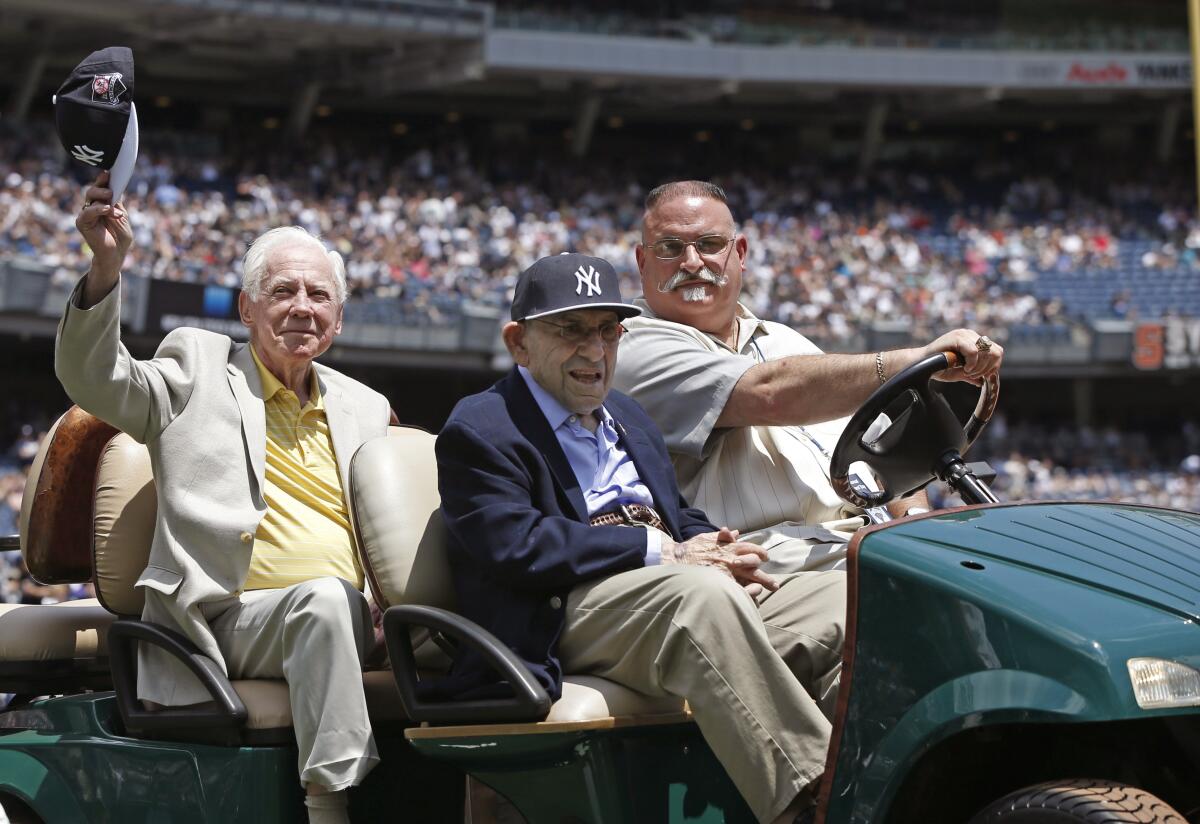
[{"xmin": 660, "ymin": 527, "xmax": 777, "ymax": 599}]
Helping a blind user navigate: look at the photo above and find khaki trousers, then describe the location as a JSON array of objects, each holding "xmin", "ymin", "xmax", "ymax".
[
  {"xmin": 558, "ymin": 565, "xmax": 845, "ymax": 824},
  {"xmin": 747, "ymin": 516, "xmax": 867, "ymax": 575},
  {"xmin": 203, "ymin": 577, "xmax": 379, "ymax": 791}
]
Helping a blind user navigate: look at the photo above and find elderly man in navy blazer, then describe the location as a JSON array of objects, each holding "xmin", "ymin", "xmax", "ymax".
[{"xmin": 436, "ymin": 253, "xmax": 846, "ymax": 824}]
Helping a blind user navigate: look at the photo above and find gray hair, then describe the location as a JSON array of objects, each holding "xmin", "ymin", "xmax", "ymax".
[
  {"xmin": 241, "ymin": 226, "xmax": 348, "ymax": 304},
  {"xmin": 644, "ymin": 180, "xmax": 728, "ymax": 211}
]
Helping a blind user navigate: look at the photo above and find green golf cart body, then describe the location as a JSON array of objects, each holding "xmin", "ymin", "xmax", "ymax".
[{"xmin": 2, "ymin": 357, "xmax": 1199, "ymax": 823}]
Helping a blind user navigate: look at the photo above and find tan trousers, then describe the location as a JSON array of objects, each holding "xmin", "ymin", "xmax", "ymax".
[
  {"xmin": 203, "ymin": 577, "xmax": 379, "ymax": 790},
  {"xmin": 558, "ymin": 565, "xmax": 845, "ymax": 824},
  {"xmin": 747, "ymin": 516, "xmax": 867, "ymax": 575}
]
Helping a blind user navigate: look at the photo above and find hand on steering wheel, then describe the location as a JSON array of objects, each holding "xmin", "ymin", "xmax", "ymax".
[{"xmin": 830, "ymin": 352, "xmax": 999, "ymax": 509}]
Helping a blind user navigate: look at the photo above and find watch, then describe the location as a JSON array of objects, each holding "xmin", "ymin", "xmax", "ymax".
[{"xmin": 904, "ymin": 507, "xmax": 930, "ymax": 517}]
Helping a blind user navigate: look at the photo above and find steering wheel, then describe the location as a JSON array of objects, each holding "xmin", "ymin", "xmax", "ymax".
[{"xmin": 830, "ymin": 351, "xmax": 1000, "ymax": 508}]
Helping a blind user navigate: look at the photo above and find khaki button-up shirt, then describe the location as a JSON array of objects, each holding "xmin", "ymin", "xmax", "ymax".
[{"xmin": 614, "ymin": 300, "xmax": 861, "ymax": 571}]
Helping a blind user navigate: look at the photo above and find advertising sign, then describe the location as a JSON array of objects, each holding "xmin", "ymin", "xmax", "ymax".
[
  {"xmin": 1018, "ymin": 57, "xmax": 1190, "ymax": 89},
  {"xmin": 1133, "ymin": 319, "xmax": 1200, "ymax": 370},
  {"xmin": 144, "ymin": 279, "xmax": 247, "ymax": 340}
]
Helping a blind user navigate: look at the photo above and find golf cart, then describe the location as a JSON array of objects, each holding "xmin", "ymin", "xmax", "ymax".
[{"xmin": 1, "ymin": 350, "xmax": 1198, "ymax": 823}]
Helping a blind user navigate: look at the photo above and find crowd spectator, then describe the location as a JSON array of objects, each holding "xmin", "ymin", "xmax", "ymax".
[
  {"xmin": 1, "ymin": 428, "xmax": 97, "ymax": 606},
  {"xmin": 10, "ymin": 123, "xmax": 1197, "ymax": 350},
  {"xmin": 492, "ymin": 1, "xmax": 1188, "ymax": 53},
  {"xmin": 928, "ymin": 414, "xmax": 1200, "ymax": 512}
]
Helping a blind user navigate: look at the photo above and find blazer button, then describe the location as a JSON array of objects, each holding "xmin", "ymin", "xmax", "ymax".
[
  {"xmin": 549, "ymin": 596, "xmax": 563, "ymax": 609},
  {"xmin": 240, "ymin": 532, "xmax": 253, "ymax": 544}
]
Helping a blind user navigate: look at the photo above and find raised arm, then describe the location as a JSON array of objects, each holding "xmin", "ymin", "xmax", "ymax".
[
  {"xmin": 76, "ymin": 171, "xmax": 132, "ymax": 309},
  {"xmin": 55, "ymin": 172, "xmax": 197, "ymax": 443}
]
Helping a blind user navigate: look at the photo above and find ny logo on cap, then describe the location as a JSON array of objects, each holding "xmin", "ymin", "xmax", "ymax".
[
  {"xmin": 575, "ymin": 265, "xmax": 602, "ymax": 297},
  {"xmin": 71, "ymin": 145, "xmax": 105, "ymax": 166}
]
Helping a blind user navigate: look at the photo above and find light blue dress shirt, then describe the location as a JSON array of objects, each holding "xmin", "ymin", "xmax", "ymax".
[{"xmin": 518, "ymin": 367, "xmax": 663, "ymax": 564}]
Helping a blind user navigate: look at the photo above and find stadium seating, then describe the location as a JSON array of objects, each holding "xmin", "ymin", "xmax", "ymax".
[{"xmin": 10, "ymin": 121, "xmax": 1197, "ymax": 349}]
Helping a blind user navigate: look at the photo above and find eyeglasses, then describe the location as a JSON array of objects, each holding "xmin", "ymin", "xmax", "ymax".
[
  {"xmin": 533, "ymin": 318, "xmax": 627, "ymax": 346},
  {"xmin": 649, "ymin": 234, "xmax": 733, "ymax": 260}
]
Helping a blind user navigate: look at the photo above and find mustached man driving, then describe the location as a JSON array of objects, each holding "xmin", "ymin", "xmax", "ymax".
[
  {"xmin": 615, "ymin": 180, "xmax": 1005, "ymax": 572},
  {"xmin": 435, "ymin": 252, "xmax": 844, "ymax": 823}
]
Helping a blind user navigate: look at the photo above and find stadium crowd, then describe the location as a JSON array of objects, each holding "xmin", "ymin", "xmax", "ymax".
[
  {"xmin": 928, "ymin": 414, "xmax": 1200, "ymax": 511},
  {"xmin": 493, "ymin": 1, "xmax": 1187, "ymax": 53},
  {"xmin": 0, "ymin": 424, "xmax": 95, "ymax": 605},
  {"xmin": 5, "ymin": 124, "xmax": 1197, "ymax": 348}
]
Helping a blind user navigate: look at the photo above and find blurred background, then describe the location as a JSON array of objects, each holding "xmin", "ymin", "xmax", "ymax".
[{"xmin": 1, "ymin": 0, "xmax": 1199, "ymax": 603}]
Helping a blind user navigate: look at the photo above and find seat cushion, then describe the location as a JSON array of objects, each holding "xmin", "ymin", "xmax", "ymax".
[
  {"xmin": 0, "ymin": 598, "xmax": 114, "ymax": 660},
  {"xmin": 230, "ymin": 679, "xmax": 293, "ymax": 730},
  {"xmin": 548, "ymin": 675, "xmax": 686, "ymax": 723},
  {"xmin": 230, "ymin": 671, "xmax": 684, "ymax": 735},
  {"xmin": 228, "ymin": 670, "xmax": 410, "ymax": 731}
]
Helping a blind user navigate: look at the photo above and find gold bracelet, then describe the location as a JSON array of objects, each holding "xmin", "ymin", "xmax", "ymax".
[{"xmin": 875, "ymin": 351, "xmax": 886, "ymax": 385}]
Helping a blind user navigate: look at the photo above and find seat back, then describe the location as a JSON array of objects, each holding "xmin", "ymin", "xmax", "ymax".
[
  {"xmin": 17, "ymin": 406, "xmax": 157, "ymax": 615},
  {"xmin": 19, "ymin": 407, "xmax": 120, "ymax": 583},
  {"xmin": 91, "ymin": 432, "xmax": 156, "ymax": 617},
  {"xmin": 349, "ymin": 426, "xmax": 456, "ymax": 612}
]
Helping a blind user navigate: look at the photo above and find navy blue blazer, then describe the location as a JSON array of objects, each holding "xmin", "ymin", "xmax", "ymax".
[{"xmin": 434, "ymin": 367, "xmax": 715, "ymax": 700}]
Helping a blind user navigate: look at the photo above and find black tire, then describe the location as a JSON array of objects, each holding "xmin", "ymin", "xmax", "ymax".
[
  {"xmin": 969, "ymin": 779, "xmax": 1188, "ymax": 823},
  {"xmin": 0, "ymin": 794, "xmax": 43, "ymax": 824}
]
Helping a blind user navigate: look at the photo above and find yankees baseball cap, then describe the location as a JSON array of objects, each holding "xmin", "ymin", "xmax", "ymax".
[
  {"xmin": 52, "ymin": 46, "xmax": 139, "ymax": 201},
  {"xmin": 511, "ymin": 253, "xmax": 642, "ymax": 321}
]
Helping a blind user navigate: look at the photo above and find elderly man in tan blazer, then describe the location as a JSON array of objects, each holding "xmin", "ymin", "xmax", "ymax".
[{"xmin": 55, "ymin": 172, "xmax": 391, "ymax": 824}]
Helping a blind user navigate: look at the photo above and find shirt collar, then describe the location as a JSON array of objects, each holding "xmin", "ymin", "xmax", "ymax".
[
  {"xmin": 517, "ymin": 366, "xmax": 610, "ymax": 431},
  {"xmin": 632, "ymin": 297, "xmax": 769, "ymax": 352},
  {"xmin": 250, "ymin": 344, "xmax": 322, "ymax": 408},
  {"xmin": 732, "ymin": 303, "xmax": 770, "ymax": 352}
]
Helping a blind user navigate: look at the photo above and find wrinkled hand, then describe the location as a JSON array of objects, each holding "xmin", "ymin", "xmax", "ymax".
[
  {"xmin": 662, "ymin": 526, "xmax": 778, "ymax": 594},
  {"xmin": 919, "ymin": 328, "xmax": 1004, "ymax": 386},
  {"xmin": 76, "ymin": 171, "xmax": 133, "ymax": 277}
]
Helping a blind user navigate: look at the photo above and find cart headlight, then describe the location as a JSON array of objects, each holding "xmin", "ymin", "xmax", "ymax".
[{"xmin": 1127, "ymin": 657, "xmax": 1200, "ymax": 709}]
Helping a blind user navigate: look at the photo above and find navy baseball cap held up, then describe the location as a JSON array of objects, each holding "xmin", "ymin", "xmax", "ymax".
[
  {"xmin": 53, "ymin": 46, "xmax": 139, "ymax": 200},
  {"xmin": 510, "ymin": 253, "xmax": 642, "ymax": 321}
]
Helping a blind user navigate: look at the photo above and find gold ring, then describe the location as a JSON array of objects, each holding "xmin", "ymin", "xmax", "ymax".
[{"xmin": 975, "ymin": 335, "xmax": 993, "ymax": 352}]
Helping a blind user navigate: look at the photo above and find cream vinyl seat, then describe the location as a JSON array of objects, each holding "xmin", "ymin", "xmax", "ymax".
[
  {"xmin": 4, "ymin": 410, "xmax": 116, "ymax": 700},
  {"xmin": 9, "ymin": 408, "xmax": 682, "ymax": 740},
  {"xmin": 94, "ymin": 418, "xmax": 416, "ymax": 743},
  {"xmin": 350, "ymin": 427, "xmax": 688, "ymax": 729},
  {"xmin": 12, "ymin": 408, "xmax": 406, "ymax": 743}
]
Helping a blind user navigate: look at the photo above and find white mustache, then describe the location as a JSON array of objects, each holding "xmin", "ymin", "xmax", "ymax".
[{"xmin": 658, "ymin": 267, "xmax": 728, "ymax": 294}]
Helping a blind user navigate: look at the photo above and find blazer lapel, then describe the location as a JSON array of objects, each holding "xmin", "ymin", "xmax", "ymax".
[
  {"xmin": 501, "ymin": 370, "xmax": 588, "ymax": 522},
  {"xmin": 318, "ymin": 369, "xmax": 360, "ymax": 491},
  {"xmin": 227, "ymin": 344, "xmax": 266, "ymax": 495}
]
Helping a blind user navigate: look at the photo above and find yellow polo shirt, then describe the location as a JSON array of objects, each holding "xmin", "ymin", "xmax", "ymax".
[{"xmin": 243, "ymin": 347, "xmax": 364, "ymax": 591}]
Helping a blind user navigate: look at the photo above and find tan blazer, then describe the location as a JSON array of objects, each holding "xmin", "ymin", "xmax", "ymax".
[{"xmin": 55, "ymin": 279, "xmax": 391, "ymax": 705}]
